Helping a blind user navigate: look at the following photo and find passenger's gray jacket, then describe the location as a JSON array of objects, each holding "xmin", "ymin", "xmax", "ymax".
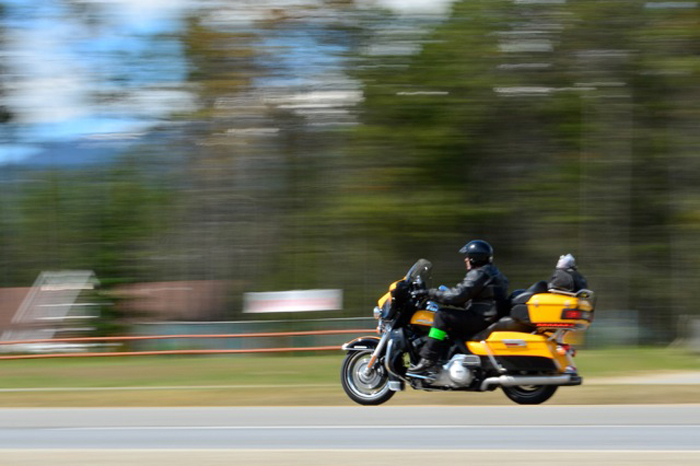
[{"xmin": 548, "ymin": 267, "xmax": 588, "ymax": 293}]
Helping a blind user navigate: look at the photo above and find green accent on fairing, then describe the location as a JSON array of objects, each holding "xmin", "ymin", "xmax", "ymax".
[{"xmin": 428, "ymin": 327, "xmax": 447, "ymax": 341}]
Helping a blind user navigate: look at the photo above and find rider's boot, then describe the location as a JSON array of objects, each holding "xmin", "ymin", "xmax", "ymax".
[{"xmin": 407, "ymin": 358, "xmax": 437, "ymax": 375}]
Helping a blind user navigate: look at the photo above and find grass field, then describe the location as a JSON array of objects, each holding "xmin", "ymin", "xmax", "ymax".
[{"xmin": 0, "ymin": 348, "xmax": 698, "ymax": 407}]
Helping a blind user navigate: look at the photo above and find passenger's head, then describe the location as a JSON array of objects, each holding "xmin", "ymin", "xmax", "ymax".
[{"xmin": 556, "ymin": 254, "xmax": 576, "ymax": 270}]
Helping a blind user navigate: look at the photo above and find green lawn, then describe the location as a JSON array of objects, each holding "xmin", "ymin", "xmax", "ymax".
[
  {"xmin": 0, "ymin": 354, "xmax": 341, "ymax": 389},
  {"xmin": 576, "ymin": 347, "xmax": 700, "ymax": 376},
  {"xmin": 0, "ymin": 348, "xmax": 698, "ymax": 406}
]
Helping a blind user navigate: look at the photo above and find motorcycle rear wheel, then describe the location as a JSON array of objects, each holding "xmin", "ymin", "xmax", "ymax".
[
  {"xmin": 341, "ymin": 351, "xmax": 395, "ymax": 406},
  {"xmin": 502, "ymin": 384, "xmax": 558, "ymax": 405}
]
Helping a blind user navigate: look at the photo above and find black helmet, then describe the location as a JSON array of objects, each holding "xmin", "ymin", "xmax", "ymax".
[{"xmin": 459, "ymin": 240, "xmax": 493, "ymax": 266}]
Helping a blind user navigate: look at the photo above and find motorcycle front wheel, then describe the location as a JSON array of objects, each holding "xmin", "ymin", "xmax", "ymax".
[
  {"xmin": 341, "ymin": 351, "xmax": 395, "ymax": 406},
  {"xmin": 502, "ymin": 384, "xmax": 558, "ymax": 405}
]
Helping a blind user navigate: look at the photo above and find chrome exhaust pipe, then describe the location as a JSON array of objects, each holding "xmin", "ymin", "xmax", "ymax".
[{"xmin": 480, "ymin": 374, "xmax": 581, "ymax": 391}]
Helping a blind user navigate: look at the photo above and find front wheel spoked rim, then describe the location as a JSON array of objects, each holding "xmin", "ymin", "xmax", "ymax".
[{"xmin": 345, "ymin": 352, "xmax": 390, "ymax": 401}]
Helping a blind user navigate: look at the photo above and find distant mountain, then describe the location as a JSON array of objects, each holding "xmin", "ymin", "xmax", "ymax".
[
  {"xmin": 0, "ymin": 125, "xmax": 193, "ymax": 172},
  {"xmin": 2, "ymin": 137, "xmax": 138, "ymax": 170}
]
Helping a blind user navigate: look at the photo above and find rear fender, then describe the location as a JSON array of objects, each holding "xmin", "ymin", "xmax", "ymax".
[{"xmin": 341, "ymin": 336, "xmax": 380, "ymax": 352}]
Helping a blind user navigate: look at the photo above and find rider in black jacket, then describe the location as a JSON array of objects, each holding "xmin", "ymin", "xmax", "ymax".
[{"xmin": 407, "ymin": 240, "xmax": 509, "ymax": 375}]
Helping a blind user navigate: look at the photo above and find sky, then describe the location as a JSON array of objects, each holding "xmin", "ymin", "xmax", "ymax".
[
  {"xmin": 0, "ymin": 0, "xmax": 192, "ymax": 163},
  {"xmin": 0, "ymin": 0, "xmax": 455, "ymax": 164}
]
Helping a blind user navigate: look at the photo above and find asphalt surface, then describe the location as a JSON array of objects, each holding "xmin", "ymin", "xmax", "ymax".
[
  {"xmin": 588, "ymin": 371, "xmax": 700, "ymax": 384},
  {"xmin": 1, "ymin": 405, "xmax": 699, "ymax": 451}
]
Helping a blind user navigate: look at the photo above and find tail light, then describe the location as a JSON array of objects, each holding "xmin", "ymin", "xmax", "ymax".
[
  {"xmin": 561, "ymin": 309, "xmax": 592, "ymax": 321},
  {"xmin": 556, "ymin": 343, "xmax": 576, "ymax": 357}
]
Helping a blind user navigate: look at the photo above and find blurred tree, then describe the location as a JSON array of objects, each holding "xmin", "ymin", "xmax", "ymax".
[
  {"xmin": 0, "ymin": 162, "xmax": 171, "ymax": 287},
  {"xmin": 162, "ymin": 15, "xmax": 266, "ymax": 285},
  {"xmin": 626, "ymin": 3, "xmax": 700, "ymax": 337},
  {"xmin": 335, "ymin": 0, "xmax": 570, "ymax": 292},
  {"xmin": 333, "ymin": 0, "xmax": 700, "ymax": 338},
  {"xmin": 160, "ymin": 2, "xmax": 385, "ymax": 318},
  {"xmin": 0, "ymin": 2, "xmax": 12, "ymax": 124},
  {"xmin": 0, "ymin": 1, "xmax": 697, "ymax": 340}
]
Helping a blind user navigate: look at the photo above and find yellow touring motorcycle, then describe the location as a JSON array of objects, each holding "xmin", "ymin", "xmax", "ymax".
[{"xmin": 340, "ymin": 259, "xmax": 595, "ymax": 405}]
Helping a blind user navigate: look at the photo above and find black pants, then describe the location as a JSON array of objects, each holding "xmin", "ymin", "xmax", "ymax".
[{"xmin": 420, "ymin": 308, "xmax": 491, "ymax": 361}]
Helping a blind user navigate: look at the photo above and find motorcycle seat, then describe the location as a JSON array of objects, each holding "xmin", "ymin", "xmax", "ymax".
[{"xmin": 470, "ymin": 316, "xmax": 534, "ymax": 341}]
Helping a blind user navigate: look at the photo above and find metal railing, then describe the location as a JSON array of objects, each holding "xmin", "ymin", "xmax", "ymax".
[{"xmin": 0, "ymin": 328, "xmax": 376, "ymax": 360}]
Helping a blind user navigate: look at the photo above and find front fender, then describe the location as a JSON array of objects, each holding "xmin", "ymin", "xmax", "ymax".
[{"xmin": 341, "ymin": 336, "xmax": 380, "ymax": 352}]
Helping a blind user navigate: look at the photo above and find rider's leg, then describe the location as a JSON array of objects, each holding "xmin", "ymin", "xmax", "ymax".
[
  {"xmin": 421, "ymin": 326, "xmax": 448, "ymax": 360},
  {"xmin": 409, "ymin": 309, "xmax": 490, "ymax": 374},
  {"xmin": 408, "ymin": 311, "xmax": 453, "ymax": 374}
]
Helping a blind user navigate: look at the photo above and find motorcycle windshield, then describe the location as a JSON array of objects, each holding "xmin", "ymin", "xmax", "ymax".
[{"xmin": 405, "ymin": 259, "xmax": 433, "ymax": 287}]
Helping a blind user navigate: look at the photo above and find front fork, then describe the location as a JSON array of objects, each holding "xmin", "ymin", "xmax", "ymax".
[{"xmin": 362, "ymin": 329, "xmax": 390, "ymax": 377}]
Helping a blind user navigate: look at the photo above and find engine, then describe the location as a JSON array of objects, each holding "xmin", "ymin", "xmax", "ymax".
[{"xmin": 433, "ymin": 354, "xmax": 481, "ymax": 388}]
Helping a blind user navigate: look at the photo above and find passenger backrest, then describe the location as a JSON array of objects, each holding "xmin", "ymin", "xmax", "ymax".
[{"xmin": 510, "ymin": 280, "xmax": 548, "ymax": 323}]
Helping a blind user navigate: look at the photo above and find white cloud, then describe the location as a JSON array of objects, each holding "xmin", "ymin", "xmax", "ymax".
[
  {"xmin": 3, "ymin": 0, "xmax": 192, "ymax": 137},
  {"xmin": 363, "ymin": 0, "xmax": 456, "ymax": 15},
  {"xmin": 5, "ymin": 30, "xmax": 93, "ymax": 125},
  {"xmin": 111, "ymin": 88, "xmax": 198, "ymax": 117},
  {"xmin": 80, "ymin": 0, "xmax": 191, "ymax": 18}
]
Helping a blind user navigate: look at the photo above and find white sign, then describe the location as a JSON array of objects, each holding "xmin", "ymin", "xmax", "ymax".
[{"xmin": 243, "ymin": 289, "xmax": 343, "ymax": 314}]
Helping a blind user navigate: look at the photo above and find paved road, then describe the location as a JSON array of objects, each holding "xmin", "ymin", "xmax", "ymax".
[
  {"xmin": 1, "ymin": 405, "xmax": 699, "ymax": 451},
  {"xmin": 588, "ymin": 371, "xmax": 700, "ymax": 384}
]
